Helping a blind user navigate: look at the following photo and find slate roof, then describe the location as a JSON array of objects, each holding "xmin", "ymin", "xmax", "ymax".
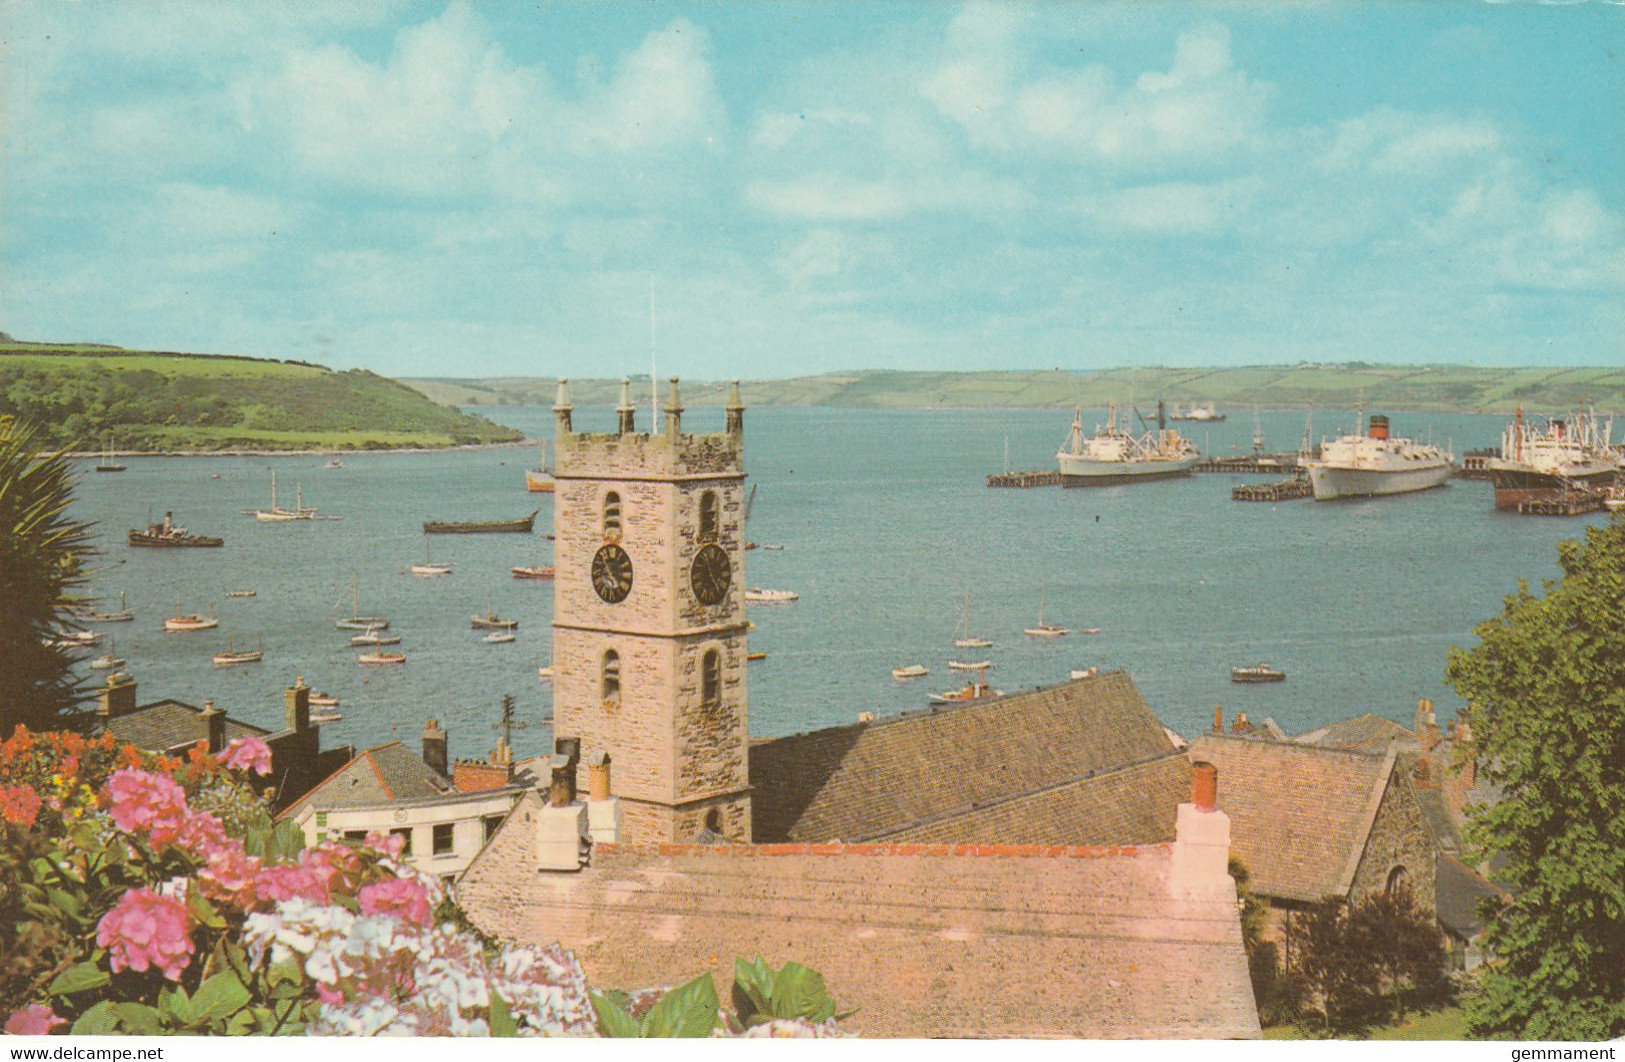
[
  {"xmin": 1187, "ymin": 734, "xmax": 1396, "ymax": 903},
  {"xmin": 1435, "ymin": 852, "xmax": 1505, "ymax": 940},
  {"xmin": 1294, "ymin": 713, "xmax": 1418, "ymax": 752},
  {"xmin": 279, "ymin": 741, "xmax": 456, "ymax": 819},
  {"xmin": 103, "ymin": 699, "xmax": 268, "ymax": 754},
  {"xmin": 461, "ymin": 793, "xmax": 1261, "ymax": 1039},
  {"xmin": 880, "ymin": 752, "xmax": 1192, "ymax": 847},
  {"xmin": 748, "ymin": 671, "xmax": 1178, "ymax": 844}
]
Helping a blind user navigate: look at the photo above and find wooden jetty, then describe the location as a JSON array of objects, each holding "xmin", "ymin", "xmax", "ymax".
[
  {"xmin": 1515, "ymin": 489, "xmax": 1605, "ymax": 517},
  {"xmin": 1191, "ymin": 453, "xmax": 1304, "ymax": 474},
  {"xmin": 988, "ymin": 469, "xmax": 1062, "ymax": 488},
  {"xmin": 1232, "ymin": 476, "xmax": 1313, "ymax": 502}
]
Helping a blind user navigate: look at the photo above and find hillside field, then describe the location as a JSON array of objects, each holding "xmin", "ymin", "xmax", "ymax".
[{"xmin": 0, "ymin": 343, "xmax": 522, "ymax": 452}]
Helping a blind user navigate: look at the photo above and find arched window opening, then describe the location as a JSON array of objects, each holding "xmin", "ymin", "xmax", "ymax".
[
  {"xmin": 702, "ymin": 648, "xmax": 721, "ymax": 708},
  {"xmin": 1385, "ymin": 865, "xmax": 1408, "ymax": 899},
  {"xmin": 699, "ymin": 491, "xmax": 718, "ymax": 542},
  {"xmin": 602, "ymin": 649, "xmax": 621, "ymax": 709},
  {"xmin": 603, "ymin": 491, "xmax": 622, "ymax": 539}
]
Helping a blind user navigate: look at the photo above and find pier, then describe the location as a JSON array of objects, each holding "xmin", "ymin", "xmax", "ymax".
[
  {"xmin": 987, "ymin": 469, "xmax": 1062, "ymax": 488},
  {"xmin": 1231, "ymin": 476, "xmax": 1314, "ymax": 502},
  {"xmin": 1191, "ymin": 453, "xmax": 1304, "ymax": 474},
  {"xmin": 1515, "ymin": 489, "xmax": 1605, "ymax": 517}
]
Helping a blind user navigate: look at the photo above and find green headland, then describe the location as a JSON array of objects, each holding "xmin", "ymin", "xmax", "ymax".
[
  {"xmin": 406, "ymin": 364, "xmax": 1625, "ymax": 415},
  {"xmin": 0, "ymin": 341, "xmax": 522, "ymax": 452}
]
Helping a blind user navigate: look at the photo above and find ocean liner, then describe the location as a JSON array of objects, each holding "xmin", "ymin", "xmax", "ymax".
[
  {"xmin": 1486, "ymin": 408, "xmax": 1619, "ymax": 511},
  {"xmin": 1055, "ymin": 403, "xmax": 1200, "ymax": 487},
  {"xmin": 1305, "ymin": 414, "xmax": 1453, "ymax": 500}
]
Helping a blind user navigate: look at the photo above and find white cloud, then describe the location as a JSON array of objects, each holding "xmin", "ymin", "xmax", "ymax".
[{"xmin": 1091, "ymin": 178, "xmax": 1264, "ymax": 235}]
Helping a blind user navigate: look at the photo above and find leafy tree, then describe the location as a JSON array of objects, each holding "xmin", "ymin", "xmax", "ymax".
[
  {"xmin": 1284, "ymin": 890, "xmax": 1446, "ymax": 1035},
  {"xmin": 1446, "ymin": 517, "xmax": 1625, "ymax": 1041},
  {"xmin": 0, "ymin": 417, "xmax": 97, "ymax": 731}
]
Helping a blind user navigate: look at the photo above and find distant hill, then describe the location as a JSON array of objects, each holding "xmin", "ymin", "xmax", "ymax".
[
  {"xmin": 1, "ymin": 342, "xmax": 522, "ymax": 452},
  {"xmin": 405, "ymin": 365, "xmax": 1625, "ymax": 415}
]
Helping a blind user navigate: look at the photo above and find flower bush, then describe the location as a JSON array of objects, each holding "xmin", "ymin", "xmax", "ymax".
[{"xmin": 0, "ymin": 726, "xmax": 850, "ymax": 1037}]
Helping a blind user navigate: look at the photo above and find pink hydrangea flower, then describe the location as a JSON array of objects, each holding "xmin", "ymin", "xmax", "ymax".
[
  {"xmin": 175, "ymin": 810, "xmax": 233, "ymax": 860},
  {"xmin": 196, "ymin": 846, "xmax": 263, "ymax": 911},
  {"xmin": 256, "ymin": 862, "xmax": 331, "ymax": 906},
  {"xmin": 221, "ymin": 736, "xmax": 273, "ymax": 776},
  {"xmin": 0, "ymin": 785, "xmax": 41, "ymax": 828},
  {"xmin": 4, "ymin": 1003, "xmax": 65, "ymax": 1036},
  {"xmin": 364, "ymin": 830, "xmax": 406, "ymax": 858},
  {"xmin": 359, "ymin": 876, "xmax": 433, "ymax": 928},
  {"xmin": 95, "ymin": 888, "xmax": 195, "ymax": 981},
  {"xmin": 105, "ymin": 768, "xmax": 188, "ymax": 844}
]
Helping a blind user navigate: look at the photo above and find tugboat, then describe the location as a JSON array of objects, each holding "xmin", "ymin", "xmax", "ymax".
[{"xmin": 128, "ymin": 511, "xmax": 224, "ymax": 548}]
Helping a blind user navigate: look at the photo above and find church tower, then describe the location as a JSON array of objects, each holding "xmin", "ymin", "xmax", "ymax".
[{"xmin": 551, "ymin": 377, "xmax": 751, "ymax": 843}]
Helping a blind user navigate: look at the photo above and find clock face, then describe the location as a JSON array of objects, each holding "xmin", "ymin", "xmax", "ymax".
[
  {"xmin": 690, "ymin": 543, "xmax": 731, "ymax": 605},
  {"xmin": 591, "ymin": 544, "xmax": 634, "ymax": 603}
]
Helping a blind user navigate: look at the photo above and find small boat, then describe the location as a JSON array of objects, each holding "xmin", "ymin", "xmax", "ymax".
[
  {"xmin": 948, "ymin": 660, "xmax": 992, "ymax": 672},
  {"xmin": 1078, "ymin": 627, "xmax": 1102, "ymax": 636},
  {"xmin": 129, "ymin": 511, "xmax": 224, "ymax": 548},
  {"xmin": 163, "ymin": 602, "xmax": 217, "ymax": 632},
  {"xmin": 213, "ymin": 636, "xmax": 264, "ymax": 667},
  {"xmin": 411, "ymin": 562, "xmax": 453, "ymax": 577},
  {"xmin": 95, "ymin": 436, "xmax": 126, "ymax": 473},
  {"xmin": 358, "ymin": 650, "xmax": 406, "ymax": 666},
  {"xmin": 746, "ymin": 651, "xmax": 767, "ymax": 661},
  {"xmin": 325, "ymin": 458, "xmax": 344, "ymax": 469},
  {"xmin": 744, "ymin": 588, "xmax": 798, "ymax": 603},
  {"xmin": 525, "ymin": 440, "xmax": 556, "ymax": 493},
  {"xmin": 511, "ymin": 565, "xmax": 556, "ymax": 580},
  {"xmin": 335, "ymin": 573, "xmax": 388, "ymax": 630},
  {"xmin": 928, "ymin": 675, "xmax": 1002, "ymax": 705},
  {"xmin": 90, "ymin": 638, "xmax": 126, "ymax": 670},
  {"xmin": 484, "ymin": 631, "xmax": 517, "ymax": 644},
  {"xmin": 953, "ymin": 591, "xmax": 993, "ymax": 649},
  {"xmin": 1070, "ymin": 666, "xmax": 1100, "ymax": 681},
  {"xmin": 308, "ymin": 692, "xmax": 340, "ymax": 707},
  {"xmin": 892, "ymin": 664, "xmax": 929, "ymax": 680},
  {"xmin": 226, "ymin": 589, "xmax": 257, "ymax": 598},
  {"xmin": 536, "ymin": 665, "xmax": 553, "ymax": 681},
  {"xmin": 254, "ymin": 470, "xmax": 317, "ymax": 521},
  {"xmin": 423, "ymin": 509, "xmax": 539, "ymax": 534},
  {"xmin": 471, "ymin": 595, "xmax": 518, "ymax": 630},
  {"xmin": 49, "ymin": 629, "xmax": 103, "ymax": 649},
  {"xmin": 86, "ymin": 593, "xmax": 135, "ymax": 622},
  {"xmin": 350, "ymin": 628, "xmax": 401, "ymax": 646},
  {"xmin": 309, "ymin": 709, "xmax": 342, "ymax": 724},
  {"xmin": 1231, "ymin": 663, "xmax": 1286, "ymax": 683},
  {"xmin": 1023, "ymin": 591, "xmax": 1069, "ymax": 637}
]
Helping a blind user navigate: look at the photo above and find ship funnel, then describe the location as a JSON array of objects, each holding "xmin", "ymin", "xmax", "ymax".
[{"xmin": 1368, "ymin": 414, "xmax": 1390, "ymax": 441}]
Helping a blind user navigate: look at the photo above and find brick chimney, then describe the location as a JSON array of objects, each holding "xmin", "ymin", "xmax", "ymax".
[
  {"xmin": 422, "ymin": 719, "xmax": 448, "ymax": 777},
  {"xmin": 1454, "ymin": 718, "xmax": 1476, "ymax": 789},
  {"xmin": 1212, "ymin": 705, "xmax": 1224, "ymax": 733},
  {"xmin": 98, "ymin": 673, "xmax": 137, "ymax": 719},
  {"xmin": 585, "ymin": 750, "xmax": 621, "ymax": 845},
  {"xmin": 284, "ymin": 677, "xmax": 310, "ymax": 735},
  {"xmin": 1170, "ymin": 761, "xmax": 1233, "ymax": 900},
  {"xmin": 201, "ymin": 700, "xmax": 226, "ymax": 753},
  {"xmin": 1416, "ymin": 698, "xmax": 1441, "ymax": 753},
  {"xmin": 538, "ymin": 746, "xmax": 590, "ymax": 872},
  {"xmin": 1231, "ymin": 711, "xmax": 1252, "ymax": 735}
]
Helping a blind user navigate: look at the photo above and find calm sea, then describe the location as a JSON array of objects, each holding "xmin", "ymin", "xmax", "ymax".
[{"xmin": 65, "ymin": 405, "xmax": 1609, "ymax": 763}]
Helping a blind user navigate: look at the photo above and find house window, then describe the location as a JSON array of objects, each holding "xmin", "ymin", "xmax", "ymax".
[
  {"xmin": 433, "ymin": 823, "xmax": 455, "ymax": 856},
  {"xmin": 391, "ymin": 827, "xmax": 413, "ymax": 856},
  {"xmin": 315, "ymin": 811, "xmax": 327, "ymax": 829},
  {"xmin": 343, "ymin": 830, "xmax": 367, "ymax": 843},
  {"xmin": 699, "ymin": 491, "xmax": 718, "ymax": 542},
  {"xmin": 602, "ymin": 650, "xmax": 621, "ymax": 710},
  {"xmin": 702, "ymin": 648, "xmax": 721, "ymax": 709},
  {"xmin": 603, "ymin": 491, "xmax": 622, "ymax": 539},
  {"xmin": 483, "ymin": 813, "xmax": 505, "ymax": 843}
]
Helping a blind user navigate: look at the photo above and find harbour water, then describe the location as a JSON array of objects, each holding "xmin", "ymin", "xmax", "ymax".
[{"xmin": 64, "ymin": 404, "xmax": 1610, "ymax": 763}]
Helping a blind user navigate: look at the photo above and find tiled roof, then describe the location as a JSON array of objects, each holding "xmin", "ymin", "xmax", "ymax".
[
  {"xmin": 461, "ymin": 793, "xmax": 1260, "ymax": 1039},
  {"xmin": 880, "ymin": 752, "xmax": 1191, "ymax": 847},
  {"xmin": 1188, "ymin": 734, "xmax": 1395, "ymax": 903},
  {"xmin": 1435, "ymin": 852, "xmax": 1505, "ymax": 939},
  {"xmin": 1294, "ymin": 713, "xmax": 1417, "ymax": 752},
  {"xmin": 280, "ymin": 741, "xmax": 454, "ymax": 819},
  {"xmin": 103, "ymin": 700, "xmax": 268, "ymax": 754},
  {"xmin": 748, "ymin": 671, "xmax": 1178, "ymax": 844}
]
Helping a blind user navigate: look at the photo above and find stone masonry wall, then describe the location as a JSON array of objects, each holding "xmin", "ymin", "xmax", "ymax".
[{"xmin": 1350, "ymin": 772, "xmax": 1437, "ymax": 915}]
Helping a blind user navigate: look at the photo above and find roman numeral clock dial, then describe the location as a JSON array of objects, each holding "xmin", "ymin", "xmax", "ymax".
[
  {"xmin": 591, "ymin": 544, "xmax": 634, "ymax": 604},
  {"xmin": 690, "ymin": 543, "xmax": 731, "ymax": 605}
]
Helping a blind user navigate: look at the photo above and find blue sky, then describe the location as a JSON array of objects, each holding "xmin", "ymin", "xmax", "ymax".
[{"xmin": 2, "ymin": 1, "xmax": 1621, "ymax": 379}]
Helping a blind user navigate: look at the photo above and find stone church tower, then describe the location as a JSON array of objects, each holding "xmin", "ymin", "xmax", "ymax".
[{"xmin": 550, "ymin": 377, "xmax": 751, "ymax": 843}]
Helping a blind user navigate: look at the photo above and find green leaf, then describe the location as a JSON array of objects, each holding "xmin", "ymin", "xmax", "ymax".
[
  {"xmin": 187, "ymin": 888, "xmax": 227, "ymax": 930},
  {"xmin": 590, "ymin": 991, "xmax": 643, "ymax": 1038},
  {"xmin": 640, "ymin": 973, "xmax": 719, "ymax": 1038},
  {"xmin": 487, "ymin": 986, "xmax": 519, "ymax": 1037},
  {"xmin": 71, "ymin": 1001, "xmax": 119, "ymax": 1035},
  {"xmin": 769, "ymin": 961, "xmax": 836, "ymax": 1022},
  {"xmin": 160, "ymin": 984, "xmax": 193, "ymax": 1025},
  {"xmin": 191, "ymin": 970, "xmax": 251, "ymax": 1026},
  {"xmin": 48, "ymin": 960, "xmax": 110, "ymax": 996},
  {"xmin": 731, "ymin": 956, "xmax": 775, "ymax": 1025},
  {"xmin": 269, "ymin": 819, "xmax": 307, "ymax": 861},
  {"xmin": 45, "ymin": 886, "xmax": 81, "ymax": 919},
  {"xmin": 108, "ymin": 1003, "xmax": 165, "ymax": 1035}
]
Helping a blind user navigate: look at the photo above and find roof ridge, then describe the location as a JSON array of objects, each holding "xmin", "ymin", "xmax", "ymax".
[{"xmin": 365, "ymin": 748, "xmax": 394, "ymax": 801}]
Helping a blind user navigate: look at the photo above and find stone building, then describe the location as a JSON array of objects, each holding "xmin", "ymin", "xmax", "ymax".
[
  {"xmin": 550, "ymin": 378, "xmax": 750, "ymax": 844},
  {"xmin": 95, "ymin": 672, "xmax": 347, "ymax": 811}
]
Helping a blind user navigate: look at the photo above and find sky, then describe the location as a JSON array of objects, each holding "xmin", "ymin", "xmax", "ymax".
[{"xmin": 1, "ymin": 0, "xmax": 1622, "ymax": 380}]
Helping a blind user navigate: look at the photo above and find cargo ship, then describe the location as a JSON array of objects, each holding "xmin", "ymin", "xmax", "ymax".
[
  {"xmin": 1486, "ymin": 408, "xmax": 1619, "ymax": 511},
  {"xmin": 1304, "ymin": 415, "xmax": 1453, "ymax": 500},
  {"xmin": 1055, "ymin": 403, "xmax": 1200, "ymax": 487}
]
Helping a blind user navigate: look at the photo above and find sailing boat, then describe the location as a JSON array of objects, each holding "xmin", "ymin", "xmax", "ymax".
[
  {"xmin": 410, "ymin": 539, "xmax": 452, "ymax": 577},
  {"xmin": 335, "ymin": 573, "xmax": 389, "ymax": 630},
  {"xmin": 349, "ymin": 625, "xmax": 401, "ymax": 647},
  {"xmin": 1024, "ymin": 590, "xmax": 1070, "ymax": 637},
  {"xmin": 471, "ymin": 593, "xmax": 518, "ymax": 630},
  {"xmin": 163, "ymin": 599, "xmax": 217, "ymax": 632},
  {"xmin": 95, "ymin": 435, "xmax": 126, "ymax": 473},
  {"xmin": 90, "ymin": 637, "xmax": 126, "ymax": 670},
  {"xmin": 87, "ymin": 592, "xmax": 135, "ymax": 622},
  {"xmin": 213, "ymin": 635, "xmax": 264, "ymax": 666},
  {"xmin": 953, "ymin": 591, "xmax": 993, "ymax": 649},
  {"xmin": 254, "ymin": 470, "xmax": 316, "ymax": 521},
  {"xmin": 525, "ymin": 439, "xmax": 555, "ymax": 493}
]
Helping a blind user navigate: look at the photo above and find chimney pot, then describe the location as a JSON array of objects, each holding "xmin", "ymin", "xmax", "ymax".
[
  {"xmin": 1191, "ymin": 761, "xmax": 1218, "ymax": 813},
  {"xmin": 1212, "ymin": 705, "xmax": 1224, "ymax": 733},
  {"xmin": 549, "ymin": 753, "xmax": 576, "ymax": 807},
  {"xmin": 1231, "ymin": 711, "xmax": 1252, "ymax": 735},
  {"xmin": 586, "ymin": 750, "xmax": 611, "ymax": 801}
]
